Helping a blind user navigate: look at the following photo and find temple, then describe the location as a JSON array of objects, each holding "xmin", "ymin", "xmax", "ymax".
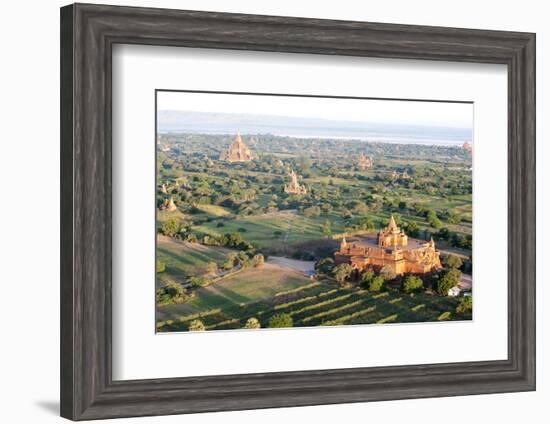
[
  {"xmin": 334, "ymin": 215, "xmax": 442, "ymax": 275},
  {"xmin": 284, "ymin": 169, "xmax": 307, "ymax": 195},
  {"xmin": 219, "ymin": 133, "xmax": 255, "ymax": 162},
  {"xmin": 159, "ymin": 196, "xmax": 177, "ymax": 212},
  {"xmin": 357, "ymin": 153, "xmax": 373, "ymax": 169}
]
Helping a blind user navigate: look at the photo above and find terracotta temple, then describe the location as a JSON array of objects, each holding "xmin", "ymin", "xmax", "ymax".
[
  {"xmin": 357, "ymin": 153, "xmax": 373, "ymax": 169},
  {"xmin": 159, "ymin": 196, "xmax": 177, "ymax": 212},
  {"xmin": 219, "ymin": 133, "xmax": 255, "ymax": 162},
  {"xmin": 284, "ymin": 169, "xmax": 307, "ymax": 195},
  {"xmin": 462, "ymin": 141, "xmax": 472, "ymax": 153},
  {"xmin": 335, "ymin": 215, "xmax": 442, "ymax": 275}
]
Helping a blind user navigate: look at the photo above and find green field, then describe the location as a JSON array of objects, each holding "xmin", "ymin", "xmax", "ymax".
[
  {"xmin": 157, "ymin": 274, "xmax": 470, "ymax": 332},
  {"xmin": 155, "ymin": 132, "xmax": 473, "ymax": 332},
  {"xmin": 157, "ymin": 262, "xmax": 312, "ymax": 322},
  {"xmin": 193, "ymin": 210, "xmax": 346, "ymax": 253},
  {"xmin": 156, "ymin": 235, "xmax": 231, "ymax": 287}
]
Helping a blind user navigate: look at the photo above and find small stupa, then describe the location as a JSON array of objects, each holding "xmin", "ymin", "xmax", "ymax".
[
  {"xmin": 284, "ymin": 170, "xmax": 307, "ymax": 195},
  {"xmin": 357, "ymin": 153, "xmax": 373, "ymax": 169},
  {"xmin": 160, "ymin": 184, "xmax": 168, "ymax": 194},
  {"xmin": 219, "ymin": 133, "xmax": 255, "ymax": 162},
  {"xmin": 159, "ymin": 196, "xmax": 177, "ymax": 212}
]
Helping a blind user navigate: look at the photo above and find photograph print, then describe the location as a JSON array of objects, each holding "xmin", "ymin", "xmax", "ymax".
[{"xmin": 155, "ymin": 90, "xmax": 473, "ymax": 333}]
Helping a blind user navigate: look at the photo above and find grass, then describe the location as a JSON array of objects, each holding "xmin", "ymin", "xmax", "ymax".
[
  {"xmin": 157, "ymin": 273, "xmax": 471, "ymax": 332},
  {"xmin": 157, "ymin": 263, "xmax": 312, "ymax": 320},
  {"xmin": 156, "ymin": 235, "xmax": 231, "ymax": 287},
  {"xmin": 195, "ymin": 204, "xmax": 233, "ymax": 217},
  {"xmin": 193, "ymin": 210, "xmax": 346, "ymax": 252}
]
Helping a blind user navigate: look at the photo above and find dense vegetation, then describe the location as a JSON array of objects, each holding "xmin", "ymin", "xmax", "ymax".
[{"xmin": 155, "ymin": 132, "xmax": 473, "ymax": 331}]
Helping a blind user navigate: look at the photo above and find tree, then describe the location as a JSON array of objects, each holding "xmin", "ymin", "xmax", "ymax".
[
  {"xmin": 447, "ymin": 212, "xmax": 461, "ymax": 224},
  {"xmin": 205, "ymin": 261, "xmax": 218, "ymax": 276},
  {"xmin": 268, "ymin": 313, "xmax": 293, "ymax": 328},
  {"xmin": 252, "ymin": 254, "xmax": 265, "ymax": 268},
  {"xmin": 368, "ymin": 275, "xmax": 385, "ymax": 292},
  {"xmin": 333, "ymin": 263, "xmax": 354, "ymax": 284},
  {"xmin": 315, "ymin": 257, "xmax": 335, "ymax": 274},
  {"xmin": 188, "ymin": 319, "xmax": 205, "ymax": 331},
  {"xmin": 223, "ymin": 252, "xmax": 237, "ymax": 270},
  {"xmin": 156, "ymin": 259, "xmax": 166, "ymax": 274},
  {"xmin": 187, "ymin": 276, "xmax": 208, "ymax": 288},
  {"xmin": 442, "ymin": 254, "xmax": 463, "ymax": 270},
  {"xmin": 160, "ymin": 218, "xmax": 181, "ymax": 237},
  {"xmin": 322, "ymin": 219, "xmax": 332, "ymax": 238},
  {"xmin": 426, "ymin": 209, "xmax": 443, "ymax": 229},
  {"xmin": 303, "ymin": 206, "xmax": 321, "ymax": 218},
  {"xmin": 435, "ymin": 227, "xmax": 450, "ymax": 240},
  {"xmin": 402, "ymin": 275, "xmax": 424, "ymax": 294},
  {"xmin": 437, "ymin": 268, "xmax": 461, "ymax": 296},
  {"xmin": 244, "ymin": 317, "xmax": 261, "ymax": 329},
  {"xmin": 359, "ymin": 270, "xmax": 375, "ymax": 289},
  {"xmin": 357, "ymin": 217, "xmax": 375, "ymax": 231},
  {"xmin": 456, "ymin": 296, "xmax": 473, "ymax": 314},
  {"xmin": 236, "ymin": 251, "xmax": 250, "ymax": 269},
  {"xmin": 156, "ymin": 283, "xmax": 189, "ymax": 306},
  {"xmin": 405, "ymin": 221, "xmax": 419, "ymax": 237}
]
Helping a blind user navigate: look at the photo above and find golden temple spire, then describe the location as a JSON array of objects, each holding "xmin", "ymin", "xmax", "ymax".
[{"xmin": 388, "ymin": 215, "xmax": 397, "ymax": 230}]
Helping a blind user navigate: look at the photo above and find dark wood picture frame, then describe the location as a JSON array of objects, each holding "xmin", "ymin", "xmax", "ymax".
[{"xmin": 60, "ymin": 3, "xmax": 536, "ymax": 421}]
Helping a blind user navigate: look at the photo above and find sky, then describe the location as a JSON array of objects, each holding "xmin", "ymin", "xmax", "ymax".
[{"xmin": 157, "ymin": 90, "xmax": 473, "ymax": 130}]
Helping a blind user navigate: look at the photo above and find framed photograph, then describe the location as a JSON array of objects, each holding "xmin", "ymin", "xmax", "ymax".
[{"xmin": 60, "ymin": 3, "xmax": 536, "ymax": 420}]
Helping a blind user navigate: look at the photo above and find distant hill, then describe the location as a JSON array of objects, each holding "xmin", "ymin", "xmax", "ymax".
[{"xmin": 157, "ymin": 110, "xmax": 472, "ymax": 145}]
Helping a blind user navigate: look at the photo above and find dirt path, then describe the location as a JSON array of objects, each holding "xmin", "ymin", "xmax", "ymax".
[
  {"xmin": 267, "ymin": 256, "xmax": 315, "ymax": 274},
  {"xmin": 459, "ymin": 274, "xmax": 473, "ymax": 290}
]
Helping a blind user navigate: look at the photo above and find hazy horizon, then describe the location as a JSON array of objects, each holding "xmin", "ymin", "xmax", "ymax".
[{"xmin": 157, "ymin": 109, "xmax": 472, "ymax": 146}]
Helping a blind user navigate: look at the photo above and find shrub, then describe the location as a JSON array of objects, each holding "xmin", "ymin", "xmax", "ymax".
[
  {"xmin": 456, "ymin": 296, "xmax": 473, "ymax": 314},
  {"xmin": 402, "ymin": 275, "xmax": 424, "ymax": 294},
  {"xmin": 437, "ymin": 311, "xmax": 452, "ymax": 321},
  {"xmin": 244, "ymin": 317, "xmax": 261, "ymax": 329},
  {"xmin": 187, "ymin": 276, "xmax": 208, "ymax": 288},
  {"xmin": 188, "ymin": 319, "xmax": 205, "ymax": 331},
  {"xmin": 303, "ymin": 206, "xmax": 321, "ymax": 217},
  {"xmin": 160, "ymin": 218, "xmax": 181, "ymax": 237},
  {"xmin": 332, "ymin": 263, "xmax": 354, "ymax": 285},
  {"xmin": 223, "ymin": 252, "xmax": 237, "ymax": 270},
  {"xmin": 315, "ymin": 257, "xmax": 335, "ymax": 274},
  {"xmin": 251, "ymin": 254, "xmax": 265, "ymax": 268},
  {"xmin": 368, "ymin": 275, "xmax": 385, "ymax": 292},
  {"xmin": 156, "ymin": 283, "xmax": 189, "ymax": 305},
  {"xmin": 447, "ymin": 212, "xmax": 461, "ymax": 224},
  {"xmin": 205, "ymin": 261, "xmax": 218, "ymax": 276},
  {"xmin": 268, "ymin": 313, "xmax": 293, "ymax": 328},
  {"xmin": 442, "ymin": 254, "xmax": 463, "ymax": 269},
  {"xmin": 436, "ymin": 268, "xmax": 461, "ymax": 296},
  {"xmin": 405, "ymin": 221, "xmax": 419, "ymax": 237},
  {"xmin": 156, "ymin": 259, "xmax": 166, "ymax": 274},
  {"xmin": 236, "ymin": 251, "xmax": 250, "ymax": 269},
  {"xmin": 359, "ymin": 270, "xmax": 375, "ymax": 289}
]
